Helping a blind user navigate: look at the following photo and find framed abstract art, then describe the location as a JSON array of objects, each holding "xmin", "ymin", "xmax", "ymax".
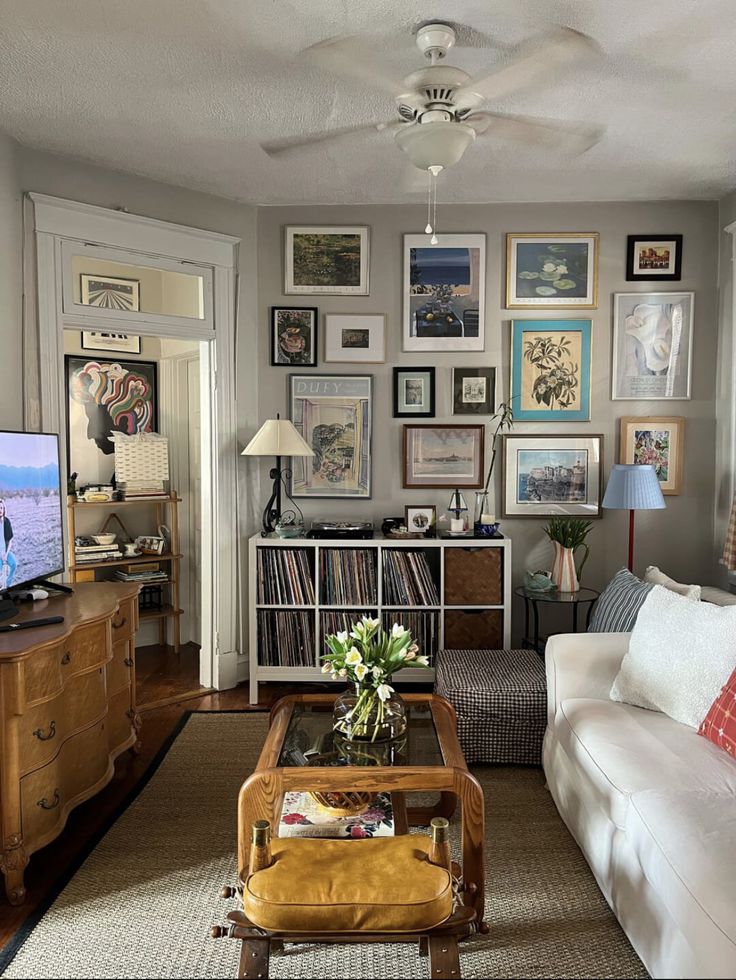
[
  {"xmin": 501, "ymin": 433, "xmax": 603, "ymax": 518},
  {"xmin": 506, "ymin": 233, "xmax": 599, "ymax": 309},
  {"xmin": 619, "ymin": 416, "xmax": 684, "ymax": 495},
  {"xmin": 612, "ymin": 292, "xmax": 693, "ymax": 400},
  {"xmin": 511, "ymin": 319, "xmax": 592, "ymax": 421}
]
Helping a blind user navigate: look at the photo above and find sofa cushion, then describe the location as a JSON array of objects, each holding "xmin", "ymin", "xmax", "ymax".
[
  {"xmin": 643, "ymin": 564, "xmax": 701, "ymax": 599},
  {"xmin": 699, "ymin": 665, "xmax": 736, "ymax": 758},
  {"xmin": 611, "ymin": 585, "xmax": 736, "ymax": 728},
  {"xmin": 554, "ymin": 697, "xmax": 736, "ymax": 829},
  {"xmin": 626, "ymin": 788, "xmax": 736, "ymax": 964},
  {"xmin": 588, "ymin": 568, "xmax": 653, "ymax": 633}
]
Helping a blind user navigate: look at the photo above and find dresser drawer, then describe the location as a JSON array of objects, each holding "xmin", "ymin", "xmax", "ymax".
[
  {"xmin": 107, "ymin": 686, "xmax": 136, "ymax": 755},
  {"xmin": 111, "ymin": 597, "xmax": 137, "ymax": 643},
  {"xmin": 20, "ymin": 717, "xmax": 111, "ymax": 847},
  {"xmin": 107, "ymin": 639, "xmax": 134, "ymax": 697},
  {"xmin": 17, "ymin": 667, "xmax": 107, "ymax": 776},
  {"xmin": 22, "ymin": 621, "xmax": 110, "ymax": 706}
]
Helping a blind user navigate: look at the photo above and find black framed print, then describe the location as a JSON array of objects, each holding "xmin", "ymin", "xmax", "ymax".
[
  {"xmin": 452, "ymin": 366, "xmax": 496, "ymax": 415},
  {"xmin": 393, "ymin": 367, "xmax": 436, "ymax": 418},
  {"xmin": 271, "ymin": 307, "xmax": 318, "ymax": 366},
  {"xmin": 626, "ymin": 235, "xmax": 683, "ymax": 281}
]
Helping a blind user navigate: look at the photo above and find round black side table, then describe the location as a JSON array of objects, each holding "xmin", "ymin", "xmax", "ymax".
[{"xmin": 514, "ymin": 586, "xmax": 600, "ymax": 655}]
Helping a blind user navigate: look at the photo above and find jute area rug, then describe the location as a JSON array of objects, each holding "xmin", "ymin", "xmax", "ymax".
[{"xmin": 0, "ymin": 712, "xmax": 647, "ymax": 980}]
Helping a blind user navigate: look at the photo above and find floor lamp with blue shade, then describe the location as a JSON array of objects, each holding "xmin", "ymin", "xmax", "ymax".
[{"xmin": 602, "ymin": 464, "xmax": 666, "ymax": 572}]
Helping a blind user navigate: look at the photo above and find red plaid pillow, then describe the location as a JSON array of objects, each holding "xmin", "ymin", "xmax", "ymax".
[{"xmin": 699, "ymin": 666, "xmax": 736, "ymax": 757}]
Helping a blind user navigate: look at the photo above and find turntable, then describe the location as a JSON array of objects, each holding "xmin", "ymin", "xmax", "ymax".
[{"xmin": 308, "ymin": 520, "xmax": 374, "ymax": 540}]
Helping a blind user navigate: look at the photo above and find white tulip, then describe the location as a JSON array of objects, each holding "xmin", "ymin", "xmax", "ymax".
[
  {"xmin": 391, "ymin": 623, "xmax": 409, "ymax": 639},
  {"xmin": 415, "ymin": 655, "xmax": 429, "ymax": 667},
  {"xmin": 377, "ymin": 683, "xmax": 394, "ymax": 702},
  {"xmin": 336, "ymin": 630, "xmax": 348, "ymax": 644},
  {"xmin": 345, "ymin": 647, "xmax": 362, "ymax": 666},
  {"xmin": 354, "ymin": 663, "xmax": 369, "ymax": 681},
  {"xmin": 321, "ymin": 662, "xmax": 332, "ymax": 674}
]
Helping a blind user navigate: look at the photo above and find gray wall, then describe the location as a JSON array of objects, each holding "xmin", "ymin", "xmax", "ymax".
[
  {"xmin": 257, "ymin": 202, "xmax": 719, "ymax": 635},
  {"xmin": 0, "ymin": 135, "xmax": 22, "ymax": 430},
  {"xmin": 715, "ymin": 189, "xmax": 736, "ymax": 585}
]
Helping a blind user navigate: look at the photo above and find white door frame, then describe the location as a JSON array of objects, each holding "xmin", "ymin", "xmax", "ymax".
[{"xmin": 28, "ymin": 192, "xmax": 240, "ymax": 689}]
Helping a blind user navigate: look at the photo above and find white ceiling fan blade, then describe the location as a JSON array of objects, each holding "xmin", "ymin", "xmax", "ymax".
[
  {"xmin": 261, "ymin": 120, "xmax": 403, "ymax": 157},
  {"xmin": 303, "ymin": 34, "xmax": 405, "ymax": 96},
  {"xmin": 467, "ymin": 111, "xmax": 605, "ymax": 153},
  {"xmin": 454, "ymin": 27, "xmax": 602, "ymax": 111}
]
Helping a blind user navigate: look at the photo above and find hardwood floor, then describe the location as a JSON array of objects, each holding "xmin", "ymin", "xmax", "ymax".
[{"xmin": 135, "ymin": 641, "xmax": 209, "ymax": 710}]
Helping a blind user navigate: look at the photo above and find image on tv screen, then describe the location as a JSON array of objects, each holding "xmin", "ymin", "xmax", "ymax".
[{"xmin": 0, "ymin": 432, "xmax": 63, "ymax": 590}]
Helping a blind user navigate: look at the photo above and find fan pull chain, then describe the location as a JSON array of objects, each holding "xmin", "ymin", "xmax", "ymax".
[
  {"xmin": 429, "ymin": 165, "xmax": 442, "ymax": 244},
  {"xmin": 425, "ymin": 168, "xmax": 433, "ymax": 235}
]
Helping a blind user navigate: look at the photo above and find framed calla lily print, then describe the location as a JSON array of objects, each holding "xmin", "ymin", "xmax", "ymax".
[
  {"xmin": 612, "ymin": 292, "xmax": 693, "ymax": 400},
  {"xmin": 506, "ymin": 233, "xmax": 599, "ymax": 309},
  {"xmin": 511, "ymin": 319, "xmax": 592, "ymax": 422}
]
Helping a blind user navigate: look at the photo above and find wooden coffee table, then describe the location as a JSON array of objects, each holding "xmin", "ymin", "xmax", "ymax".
[{"xmin": 237, "ymin": 693, "xmax": 486, "ymax": 927}]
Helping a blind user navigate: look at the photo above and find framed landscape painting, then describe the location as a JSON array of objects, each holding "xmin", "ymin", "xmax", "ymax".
[
  {"xmin": 285, "ymin": 226, "xmax": 370, "ymax": 295},
  {"xmin": 403, "ymin": 234, "xmax": 485, "ymax": 352},
  {"xmin": 393, "ymin": 367, "xmax": 435, "ymax": 418},
  {"xmin": 612, "ymin": 292, "xmax": 693, "ymax": 400},
  {"xmin": 502, "ymin": 434, "xmax": 603, "ymax": 517},
  {"xmin": 452, "ymin": 367, "xmax": 495, "ymax": 416},
  {"xmin": 324, "ymin": 313, "xmax": 385, "ymax": 363},
  {"xmin": 403, "ymin": 424, "xmax": 484, "ymax": 489},
  {"xmin": 626, "ymin": 235, "xmax": 682, "ymax": 281},
  {"xmin": 619, "ymin": 416, "xmax": 684, "ymax": 495},
  {"xmin": 289, "ymin": 374, "xmax": 372, "ymax": 498},
  {"xmin": 506, "ymin": 233, "xmax": 598, "ymax": 309},
  {"xmin": 271, "ymin": 307, "xmax": 318, "ymax": 366},
  {"xmin": 511, "ymin": 319, "xmax": 591, "ymax": 422}
]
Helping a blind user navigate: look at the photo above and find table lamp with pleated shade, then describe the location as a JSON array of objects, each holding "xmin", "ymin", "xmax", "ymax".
[
  {"xmin": 602, "ymin": 464, "xmax": 666, "ymax": 572},
  {"xmin": 241, "ymin": 415, "xmax": 314, "ymax": 535}
]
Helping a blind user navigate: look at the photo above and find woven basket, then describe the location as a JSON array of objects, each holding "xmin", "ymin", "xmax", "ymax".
[{"xmin": 113, "ymin": 433, "xmax": 169, "ymax": 483}]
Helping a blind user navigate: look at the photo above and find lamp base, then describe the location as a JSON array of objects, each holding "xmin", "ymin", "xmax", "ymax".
[
  {"xmin": 628, "ymin": 509, "xmax": 635, "ymax": 573},
  {"xmin": 261, "ymin": 458, "xmax": 283, "ymax": 535}
]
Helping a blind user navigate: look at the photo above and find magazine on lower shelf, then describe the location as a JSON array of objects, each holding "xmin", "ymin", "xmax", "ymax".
[{"xmin": 279, "ymin": 791, "xmax": 394, "ymax": 838}]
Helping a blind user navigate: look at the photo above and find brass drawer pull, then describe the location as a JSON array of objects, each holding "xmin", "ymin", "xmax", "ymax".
[
  {"xmin": 61, "ymin": 652, "xmax": 71, "ymax": 666},
  {"xmin": 37, "ymin": 789, "xmax": 60, "ymax": 810},
  {"xmin": 112, "ymin": 615, "xmax": 127, "ymax": 630},
  {"xmin": 124, "ymin": 657, "xmax": 134, "ymax": 667},
  {"xmin": 32, "ymin": 721, "xmax": 56, "ymax": 742}
]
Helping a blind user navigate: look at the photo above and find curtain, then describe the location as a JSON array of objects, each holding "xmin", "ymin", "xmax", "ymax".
[{"xmin": 723, "ymin": 495, "xmax": 736, "ymax": 570}]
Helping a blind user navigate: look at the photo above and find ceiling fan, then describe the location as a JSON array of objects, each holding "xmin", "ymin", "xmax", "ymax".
[{"xmin": 261, "ymin": 22, "xmax": 606, "ymax": 174}]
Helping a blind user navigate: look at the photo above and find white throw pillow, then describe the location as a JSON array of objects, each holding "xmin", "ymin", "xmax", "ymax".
[
  {"xmin": 644, "ymin": 565, "xmax": 701, "ymax": 600},
  {"xmin": 610, "ymin": 585, "xmax": 736, "ymax": 727}
]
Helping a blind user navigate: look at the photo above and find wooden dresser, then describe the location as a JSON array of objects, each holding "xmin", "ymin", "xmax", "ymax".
[{"xmin": 0, "ymin": 582, "xmax": 141, "ymax": 904}]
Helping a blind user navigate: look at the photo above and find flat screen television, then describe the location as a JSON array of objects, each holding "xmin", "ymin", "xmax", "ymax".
[{"xmin": 0, "ymin": 431, "xmax": 65, "ymax": 594}]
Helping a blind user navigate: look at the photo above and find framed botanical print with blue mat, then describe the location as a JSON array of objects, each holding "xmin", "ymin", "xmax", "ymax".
[{"xmin": 511, "ymin": 319, "xmax": 592, "ymax": 422}]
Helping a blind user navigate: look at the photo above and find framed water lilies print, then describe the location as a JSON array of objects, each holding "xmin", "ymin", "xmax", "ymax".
[
  {"xmin": 511, "ymin": 319, "xmax": 592, "ymax": 422},
  {"xmin": 285, "ymin": 226, "xmax": 370, "ymax": 295},
  {"xmin": 506, "ymin": 233, "xmax": 599, "ymax": 309},
  {"xmin": 619, "ymin": 416, "xmax": 684, "ymax": 495},
  {"xmin": 612, "ymin": 292, "xmax": 694, "ymax": 400}
]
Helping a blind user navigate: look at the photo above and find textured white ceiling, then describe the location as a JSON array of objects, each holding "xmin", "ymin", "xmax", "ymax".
[{"xmin": 1, "ymin": 0, "xmax": 735, "ymax": 204}]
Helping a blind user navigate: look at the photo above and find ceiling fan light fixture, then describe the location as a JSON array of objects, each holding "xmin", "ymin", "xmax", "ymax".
[{"xmin": 395, "ymin": 121, "xmax": 475, "ymax": 172}]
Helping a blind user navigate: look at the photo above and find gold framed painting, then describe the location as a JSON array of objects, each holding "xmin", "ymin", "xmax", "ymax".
[
  {"xmin": 619, "ymin": 416, "xmax": 684, "ymax": 495},
  {"xmin": 506, "ymin": 233, "xmax": 599, "ymax": 309}
]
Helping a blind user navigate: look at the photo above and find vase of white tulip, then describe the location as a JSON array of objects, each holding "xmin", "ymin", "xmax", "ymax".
[{"xmin": 323, "ymin": 617, "xmax": 429, "ymax": 742}]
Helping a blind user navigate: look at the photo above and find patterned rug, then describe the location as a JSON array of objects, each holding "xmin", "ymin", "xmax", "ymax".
[{"xmin": 0, "ymin": 712, "xmax": 647, "ymax": 979}]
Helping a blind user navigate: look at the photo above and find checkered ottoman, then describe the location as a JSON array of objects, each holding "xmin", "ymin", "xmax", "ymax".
[{"xmin": 434, "ymin": 649, "xmax": 546, "ymax": 765}]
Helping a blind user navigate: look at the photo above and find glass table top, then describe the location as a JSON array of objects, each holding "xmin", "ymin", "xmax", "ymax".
[
  {"xmin": 278, "ymin": 701, "xmax": 444, "ymax": 768},
  {"xmin": 514, "ymin": 585, "xmax": 599, "ymax": 604}
]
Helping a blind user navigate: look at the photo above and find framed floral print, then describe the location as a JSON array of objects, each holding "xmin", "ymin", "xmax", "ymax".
[
  {"xmin": 393, "ymin": 367, "xmax": 435, "ymax": 418},
  {"xmin": 506, "ymin": 233, "xmax": 599, "ymax": 309},
  {"xmin": 285, "ymin": 226, "xmax": 370, "ymax": 295},
  {"xmin": 271, "ymin": 307, "xmax": 318, "ymax": 366},
  {"xmin": 619, "ymin": 416, "xmax": 684, "ymax": 495},
  {"xmin": 612, "ymin": 292, "xmax": 693, "ymax": 400},
  {"xmin": 511, "ymin": 319, "xmax": 591, "ymax": 421},
  {"xmin": 626, "ymin": 235, "xmax": 683, "ymax": 281},
  {"xmin": 402, "ymin": 424, "xmax": 484, "ymax": 489},
  {"xmin": 502, "ymin": 433, "xmax": 603, "ymax": 518}
]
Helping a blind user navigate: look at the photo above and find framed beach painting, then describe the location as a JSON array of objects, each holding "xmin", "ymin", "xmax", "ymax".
[
  {"xmin": 452, "ymin": 367, "xmax": 495, "ymax": 416},
  {"xmin": 506, "ymin": 233, "xmax": 599, "ymax": 309},
  {"xmin": 626, "ymin": 235, "xmax": 682, "ymax": 282},
  {"xmin": 289, "ymin": 374, "xmax": 372, "ymax": 498},
  {"xmin": 393, "ymin": 367, "xmax": 435, "ymax": 418},
  {"xmin": 324, "ymin": 313, "xmax": 385, "ymax": 363},
  {"xmin": 285, "ymin": 226, "xmax": 370, "ymax": 295},
  {"xmin": 402, "ymin": 424, "xmax": 484, "ymax": 490},
  {"xmin": 612, "ymin": 292, "xmax": 693, "ymax": 400},
  {"xmin": 619, "ymin": 416, "xmax": 684, "ymax": 495},
  {"xmin": 271, "ymin": 307, "xmax": 318, "ymax": 366},
  {"xmin": 502, "ymin": 434, "xmax": 603, "ymax": 518},
  {"xmin": 511, "ymin": 319, "xmax": 592, "ymax": 422},
  {"xmin": 403, "ymin": 234, "xmax": 485, "ymax": 352}
]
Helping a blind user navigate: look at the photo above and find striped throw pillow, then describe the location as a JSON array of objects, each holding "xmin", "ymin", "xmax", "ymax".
[{"xmin": 588, "ymin": 568, "xmax": 653, "ymax": 633}]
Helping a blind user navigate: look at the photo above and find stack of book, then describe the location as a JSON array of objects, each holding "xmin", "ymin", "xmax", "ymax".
[
  {"xmin": 74, "ymin": 538, "xmax": 122, "ymax": 565},
  {"xmin": 320, "ymin": 549, "xmax": 377, "ymax": 605},
  {"xmin": 118, "ymin": 480, "xmax": 169, "ymax": 500},
  {"xmin": 115, "ymin": 567, "xmax": 168, "ymax": 584},
  {"xmin": 382, "ymin": 550, "xmax": 440, "ymax": 606},
  {"xmin": 257, "ymin": 548, "xmax": 315, "ymax": 605},
  {"xmin": 257, "ymin": 610, "xmax": 315, "ymax": 667}
]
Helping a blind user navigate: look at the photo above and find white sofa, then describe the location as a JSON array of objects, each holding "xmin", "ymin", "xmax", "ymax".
[{"xmin": 543, "ymin": 632, "xmax": 736, "ymax": 979}]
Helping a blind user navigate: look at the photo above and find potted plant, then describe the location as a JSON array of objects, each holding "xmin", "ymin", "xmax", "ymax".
[
  {"xmin": 542, "ymin": 517, "xmax": 593, "ymax": 593},
  {"xmin": 474, "ymin": 401, "xmax": 514, "ymax": 528}
]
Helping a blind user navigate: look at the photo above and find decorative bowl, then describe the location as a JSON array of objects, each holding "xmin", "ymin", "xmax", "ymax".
[{"xmin": 92, "ymin": 533, "xmax": 116, "ymax": 545}]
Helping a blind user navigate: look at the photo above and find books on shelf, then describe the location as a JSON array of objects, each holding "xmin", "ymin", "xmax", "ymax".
[
  {"xmin": 119, "ymin": 480, "xmax": 169, "ymax": 500},
  {"xmin": 279, "ymin": 791, "xmax": 395, "ymax": 839},
  {"xmin": 382, "ymin": 549, "xmax": 440, "ymax": 606},
  {"xmin": 257, "ymin": 610, "xmax": 315, "ymax": 667},
  {"xmin": 381, "ymin": 611, "xmax": 438, "ymax": 666},
  {"xmin": 115, "ymin": 569, "xmax": 168, "ymax": 583},
  {"xmin": 257, "ymin": 548, "xmax": 315, "ymax": 605},
  {"xmin": 320, "ymin": 548, "xmax": 377, "ymax": 605}
]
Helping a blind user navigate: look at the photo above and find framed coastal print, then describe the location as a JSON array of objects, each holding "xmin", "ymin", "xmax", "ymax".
[
  {"xmin": 80, "ymin": 274, "xmax": 140, "ymax": 312},
  {"xmin": 285, "ymin": 226, "xmax": 370, "ymax": 295},
  {"xmin": 627, "ymin": 235, "xmax": 682, "ymax": 282},
  {"xmin": 452, "ymin": 367, "xmax": 495, "ymax": 416},
  {"xmin": 393, "ymin": 367, "xmax": 435, "ymax": 418},
  {"xmin": 502, "ymin": 434, "xmax": 603, "ymax": 518},
  {"xmin": 271, "ymin": 307, "xmax": 318, "ymax": 366},
  {"xmin": 403, "ymin": 234, "xmax": 485, "ymax": 352},
  {"xmin": 65, "ymin": 355, "xmax": 157, "ymax": 484},
  {"xmin": 324, "ymin": 313, "xmax": 385, "ymax": 363},
  {"xmin": 289, "ymin": 375, "xmax": 372, "ymax": 498},
  {"xmin": 619, "ymin": 416, "xmax": 684, "ymax": 495},
  {"xmin": 81, "ymin": 331, "xmax": 141, "ymax": 354},
  {"xmin": 405, "ymin": 504, "xmax": 436, "ymax": 535},
  {"xmin": 506, "ymin": 233, "xmax": 599, "ymax": 309},
  {"xmin": 402, "ymin": 424, "xmax": 484, "ymax": 490},
  {"xmin": 612, "ymin": 292, "xmax": 693, "ymax": 400},
  {"xmin": 511, "ymin": 319, "xmax": 591, "ymax": 421}
]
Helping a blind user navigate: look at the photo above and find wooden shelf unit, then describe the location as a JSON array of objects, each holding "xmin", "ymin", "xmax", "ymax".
[
  {"xmin": 248, "ymin": 533, "xmax": 512, "ymax": 705},
  {"xmin": 67, "ymin": 493, "xmax": 182, "ymax": 652}
]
